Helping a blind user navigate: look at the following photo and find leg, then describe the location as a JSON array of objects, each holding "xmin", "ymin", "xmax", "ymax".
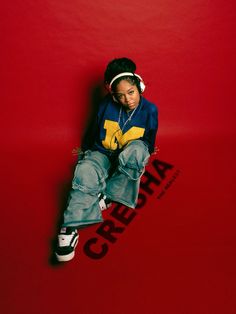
[
  {"xmin": 55, "ymin": 150, "xmax": 111, "ymax": 262},
  {"xmin": 63, "ymin": 150, "xmax": 111, "ymax": 227},
  {"xmin": 105, "ymin": 140, "xmax": 150, "ymax": 208}
]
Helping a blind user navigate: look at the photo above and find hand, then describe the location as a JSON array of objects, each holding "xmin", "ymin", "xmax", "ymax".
[{"xmin": 153, "ymin": 146, "xmax": 160, "ymax": 155}]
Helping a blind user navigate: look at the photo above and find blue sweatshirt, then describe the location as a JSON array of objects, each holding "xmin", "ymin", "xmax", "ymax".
[{"xmin": 82, "ymin": 94, "xmax": 158, "ymax": 157}]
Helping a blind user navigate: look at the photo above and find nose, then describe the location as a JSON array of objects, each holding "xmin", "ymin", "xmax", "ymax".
[{"xmin": 124, "ymin": 94, "xmax": 131, "ymax": 103}]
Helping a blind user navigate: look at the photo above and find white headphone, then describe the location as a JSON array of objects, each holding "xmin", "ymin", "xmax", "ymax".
[{"xmin": 109, "ymin": 72, "xmax": 146, "ymax": 93}]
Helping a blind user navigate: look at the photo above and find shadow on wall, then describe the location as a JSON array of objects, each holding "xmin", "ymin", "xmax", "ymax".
[
  {"xmin": 80, "ymin": 80, "xmax": 105, "ymax": 151},
  {"xmin": 50, "ymin": 81, "xmax": 105, "ymax": 266}
]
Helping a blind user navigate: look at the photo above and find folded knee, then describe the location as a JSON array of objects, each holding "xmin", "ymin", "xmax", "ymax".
[
  {"xmin": 72, "ymin": 161, "xmax": 106, "ymax": 193},
  {"xmin": 118, "ymin": 140, "xmax": 150, "ymax": 180},
  {"xmin": 119, "ymin": 140, "xmax": 150, "ymax": 170}
]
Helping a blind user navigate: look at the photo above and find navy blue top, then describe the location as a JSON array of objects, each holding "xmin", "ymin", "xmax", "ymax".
[{"xmin": 82, "ymin": 94, "xmax": 158, "ymax": 157}]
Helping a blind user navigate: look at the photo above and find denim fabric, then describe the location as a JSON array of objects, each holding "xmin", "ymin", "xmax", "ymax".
[
  {"xmin": 63, "ymin": 150, "xmax": 111, "ymax": 227},
  {"xmin": 63, "ymin": 140, "xmax": 150, "ymax": 228},
  {"xmin": 105, "ymin": 140, "xmax": 150, "ymax": 208}
]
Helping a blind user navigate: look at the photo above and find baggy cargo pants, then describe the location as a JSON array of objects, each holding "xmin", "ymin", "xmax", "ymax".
[{"xmin": 63, "ymin": 140, "xmax": 150, "ymax": 228}]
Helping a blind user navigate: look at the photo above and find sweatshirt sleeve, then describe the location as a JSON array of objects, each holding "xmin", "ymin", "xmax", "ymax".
[{"xmin": 142, "ymin": 104, "xmax": 158, "ymax": 154}]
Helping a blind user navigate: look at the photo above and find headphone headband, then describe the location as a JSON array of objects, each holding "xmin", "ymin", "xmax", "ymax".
[
  {"xmin": 109, "ymin": 72, "xmax": 145, "ymax": 92},
  {"xmin": 109, "ymin": 72, "xmax": 134, "ymax": 88}
]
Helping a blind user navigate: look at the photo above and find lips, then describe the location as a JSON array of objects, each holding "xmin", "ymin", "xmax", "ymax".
[{"xmin": 127, "ymin": 103, "xmax": 135, "ymax": 108}]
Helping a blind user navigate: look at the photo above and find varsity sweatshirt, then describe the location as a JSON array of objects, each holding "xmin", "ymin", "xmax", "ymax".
[{"xmin": 81, "ymin": 94, "xmax": 158, "ymax": 157}]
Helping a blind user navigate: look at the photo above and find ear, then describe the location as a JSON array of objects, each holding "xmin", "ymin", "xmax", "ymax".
[
  {"xmin": 112, "ymin": 94, "xmax": 119, "ymax": 103},
  {"xmin": 105, "ymin": 82, "xmax": 118, "ymax": 102}
]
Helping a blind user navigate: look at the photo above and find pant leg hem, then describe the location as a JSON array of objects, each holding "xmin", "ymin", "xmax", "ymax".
[
  {"xmin": 105, "ymin": 194, "xmax": 136, "ymax": 209},
  {"xmin": 62, "ymin": 218, "xmax": 103, "ymax": 228}
]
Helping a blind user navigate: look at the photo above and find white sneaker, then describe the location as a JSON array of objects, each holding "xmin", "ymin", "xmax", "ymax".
[
  {"xmin": 98, "ymin": 193, "xmax": 112, "ymax": 211},
  {"xmin": 55, "ymin": 227, "xmax": 79, "ymax": 262}
]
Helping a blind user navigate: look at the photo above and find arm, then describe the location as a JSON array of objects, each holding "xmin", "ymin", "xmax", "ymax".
[{"xmin": 142, "ymin": 104, "xmax": 158, "ymax": 154}]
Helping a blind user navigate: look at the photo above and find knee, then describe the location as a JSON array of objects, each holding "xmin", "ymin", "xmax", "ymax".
[
  {"xmin": 119, "ymin": 140, "xmax": 150, "ymax": 170},
  {"xmin": 72, "ymin": 161, "xmax": 102, "ymax": 193},
  {"xmin": 117, "ymin": 140, "xmax": 150, "ymax": 180}
]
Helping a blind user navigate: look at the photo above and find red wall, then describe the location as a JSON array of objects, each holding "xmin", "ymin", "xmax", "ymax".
[{"xmin": 1, "ymin": 1, "xmax": 236, "ymax": 313}]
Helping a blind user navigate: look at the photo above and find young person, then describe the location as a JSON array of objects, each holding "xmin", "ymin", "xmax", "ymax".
[{"xmin": 55, "ymin": 57, "xmax": 158, "ymax": 262}]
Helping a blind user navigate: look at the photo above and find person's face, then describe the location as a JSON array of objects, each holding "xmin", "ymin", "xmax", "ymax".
[{"xmin": 114, "ymin": 79, "xmax": 140, "ymax": 111}]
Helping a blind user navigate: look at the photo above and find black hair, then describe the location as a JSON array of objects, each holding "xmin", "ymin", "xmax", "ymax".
[{"xmin": 104, "ymin": 57, "xmax": 142, "ymax": 93}]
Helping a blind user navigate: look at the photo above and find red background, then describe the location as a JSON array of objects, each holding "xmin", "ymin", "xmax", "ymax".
[{"xmin": 1, "ymin": 1, "xmax": 236, "ymax": 313}]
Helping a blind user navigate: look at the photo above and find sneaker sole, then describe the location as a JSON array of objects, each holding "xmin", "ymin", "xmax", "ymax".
[{"xmin": 55, "ymin": 238, "xmax": 79, "ymax": 262}]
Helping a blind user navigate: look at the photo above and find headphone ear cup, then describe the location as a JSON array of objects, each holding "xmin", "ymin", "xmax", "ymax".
[
  {"xmin": 134, "ymin": 74, "xmax": 145, "ymax": 93},
  {"xmin": 112, "ymin": 95, "xmax": 118, "ymax": 103},
  {"xmin": 140, "ymin": 80, "xmax": 146, "ymax": 93}
]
